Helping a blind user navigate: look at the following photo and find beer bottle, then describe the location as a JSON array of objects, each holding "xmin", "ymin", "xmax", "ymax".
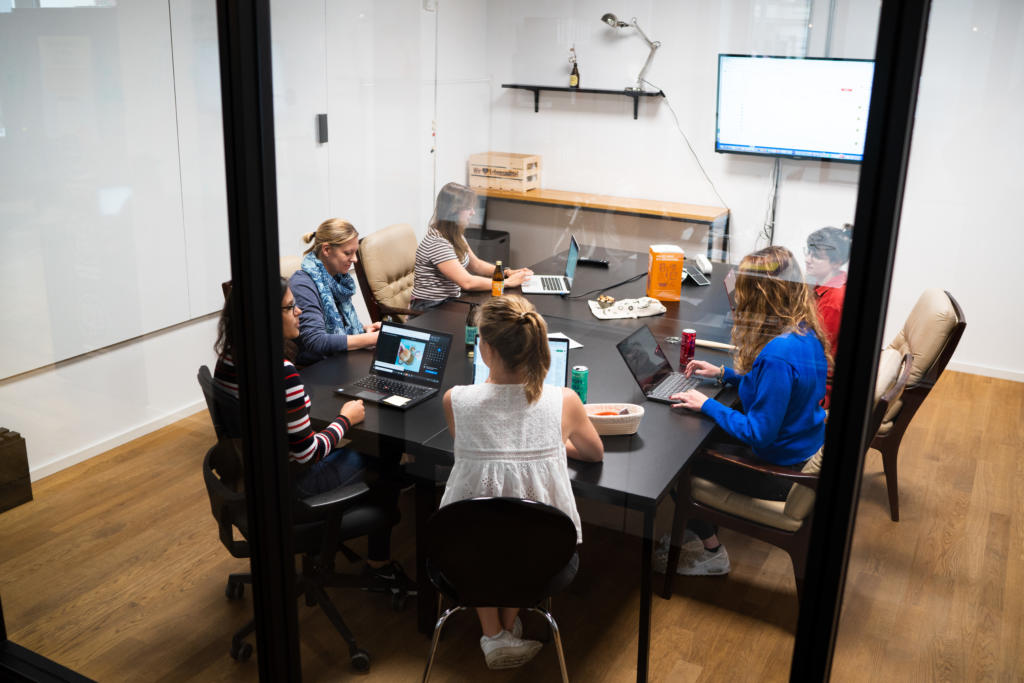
[
  {"xmin": 465, "ymin": 303, "xmax": 479, "ymax": 356},
  {"xmin": 569, "ymin": 46, "xmax": 580, "ymax": 88},
  {"xmin": 491, "ymin": 261, "xmax": 505, "ymax": 297}
]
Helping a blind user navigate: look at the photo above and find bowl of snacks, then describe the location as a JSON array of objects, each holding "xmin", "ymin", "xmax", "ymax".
[
  {"xmin": 596, "ymin": 294, "xmax": 616, "ymax": 309},
  {"xmin": 585, "ymin": 403, "xmax": 644, "ymax": 436}
]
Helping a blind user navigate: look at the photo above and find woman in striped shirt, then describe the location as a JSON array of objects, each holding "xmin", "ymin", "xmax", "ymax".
[
  {"xmin": 214, "ymin": 278, "xmax": 413, "ymax": 591},
  {"xmin": 410, "ymin": 182, "xmax": 533, "ymax": 310}
]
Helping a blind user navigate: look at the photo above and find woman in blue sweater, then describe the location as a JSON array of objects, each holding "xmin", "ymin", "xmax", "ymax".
[{"xmin": 668, "ymin": 246, "xmax": 830, "ymax": 576}]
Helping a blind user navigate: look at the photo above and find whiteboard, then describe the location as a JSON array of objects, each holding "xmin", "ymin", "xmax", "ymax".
[{"xmin": 0, "ymin": 1, "xmax": 229, "ymax": 379}]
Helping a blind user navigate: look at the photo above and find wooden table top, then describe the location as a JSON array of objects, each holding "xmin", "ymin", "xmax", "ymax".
[{"xmin": 477, "ymin": 187, "xmax": 729, "ymax": 223}]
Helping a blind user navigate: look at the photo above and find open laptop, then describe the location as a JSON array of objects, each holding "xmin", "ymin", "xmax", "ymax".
[
  {"xmin": 472, "ymin": 336, "xmax": 570, "ymax": 386},
  {"xmin": 520, "ymin": 235, "xmax": 580, "ymax": 295},
  {"xmin": 336, "ymin": 322, "xmax": 452, "ymax": 409},
  {"xmin": 616, "ymin": 325, "xmax": 722, "ymax": 404}
]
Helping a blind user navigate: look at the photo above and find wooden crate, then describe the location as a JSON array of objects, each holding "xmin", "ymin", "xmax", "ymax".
[
  {"xmin": 467, "ymin": 152, "xmax": 542, "ymax": 192},
  {"xmin": 0, "ymin": 428, "xmax": 32, "ymax": 513}
]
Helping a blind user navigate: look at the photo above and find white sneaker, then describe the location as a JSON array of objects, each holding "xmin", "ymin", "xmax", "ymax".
[
  {"xmin": 675, "ymin": 545, "xmax": 730, "ymax": 576},
  {"xmin": 652, "ymin": 531, "xmax": 704, "ymax": 573},
  {"xmin": 511, "ymin": 616, "xmax": 523, "ymax": 639},
  {"xmin": 480, "ymin": 630, "xmax": 543, "ymax": 670},
  {"xmin": 657, "ymin": 530, "xmax": 703, "ymax": 554}
]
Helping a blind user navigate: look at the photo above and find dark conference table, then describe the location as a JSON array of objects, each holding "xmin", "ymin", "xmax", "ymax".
[{"xmin": 300, "ymin": 250, "xmax": 736, "ymax": 682}]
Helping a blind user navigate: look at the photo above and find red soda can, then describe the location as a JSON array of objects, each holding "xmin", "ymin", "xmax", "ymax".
[{"xmin": 680, "ymin": 328, "xmax": 697, "ymax": 369}]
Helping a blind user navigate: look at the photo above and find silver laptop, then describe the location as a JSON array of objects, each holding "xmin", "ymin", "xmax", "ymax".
[
  {"xmin": 336, "ymin": 322, "xmax": 452, "ymax": 409},
  {"xmin": 472, "ymin": 336, "xmax": 570, "ymax": 386},
  {"xmin": 521, "ymin": 235, "xmax": 579, "ymax": 295}
]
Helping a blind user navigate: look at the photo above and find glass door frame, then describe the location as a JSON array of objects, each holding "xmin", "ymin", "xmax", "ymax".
[{"xmin": 213, "ymin": 0, "xmax": 935, "ymax": 680}]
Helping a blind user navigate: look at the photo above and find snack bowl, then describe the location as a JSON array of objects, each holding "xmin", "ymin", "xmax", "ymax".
[
  {"xmin": 595, "ymin": 294, "xmax": 616, "ymax": 309},
  {"xmin": 585, "ymin": 403, "xmax": 644, "ymax": 436}
]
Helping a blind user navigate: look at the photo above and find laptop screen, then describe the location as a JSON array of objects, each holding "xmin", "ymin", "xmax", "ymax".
[
  {"xmin": 473, "ymin": 337, "xmax": 570, "ymax": 387},
  {"xmin": 616, "ymin": 325, "xmax": 674, "ymax": 393},
  {"xmin": 371, "ymin": 322, "xmax": 452, "ymax": 386},
  {"xmin": 565, "ymin": 235, "xmax": 580, "ymax": 283}
]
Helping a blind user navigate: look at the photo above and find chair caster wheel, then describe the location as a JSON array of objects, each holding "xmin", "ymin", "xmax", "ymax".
[
  {"xmin": 226, "ymin": 579, "xmax": 244, "ymax": 600},
  {"xmin": 391, "ymin": 591, "xmax": 407, "ymax": 611},
  {"xmin": 230, "ymin": 639, "xmax": 253, "ymax": 662},
  {"xmin": 350, "ymin": 648, "xmax": 371, "ymax": 673}
]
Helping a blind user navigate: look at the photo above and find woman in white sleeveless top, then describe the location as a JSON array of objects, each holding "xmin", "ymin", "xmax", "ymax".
[{"xmin": 441, "ymin": 295, "xmax": 603, "ymax": 670}]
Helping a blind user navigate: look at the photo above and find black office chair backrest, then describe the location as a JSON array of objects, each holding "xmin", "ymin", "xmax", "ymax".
[
  {"xmin": 425, "ymin": 497, "xmax": 578, "ymax": 607},
  {"xmin": 202, "ymin": 441, "xmax": 250, "ymax": 558},
  {"xmin": 198, "ymin": 365, "xmax": 243, "ymax": 440}
]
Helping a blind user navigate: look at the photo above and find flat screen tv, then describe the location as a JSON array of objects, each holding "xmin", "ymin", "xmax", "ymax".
[{"xmin": 715, "ymin": 54, "xmax": 874, "ymax": 163}]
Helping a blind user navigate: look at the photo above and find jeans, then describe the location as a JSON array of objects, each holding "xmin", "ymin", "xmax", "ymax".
[{"xmin": 410, "ymin": 297, "xmax": 451, "ymax": 312}]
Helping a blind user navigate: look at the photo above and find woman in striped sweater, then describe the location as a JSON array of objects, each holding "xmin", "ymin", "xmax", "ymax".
[{"xmin": 214, "ymin": 278, "xmax": 413, "ymax": 592}]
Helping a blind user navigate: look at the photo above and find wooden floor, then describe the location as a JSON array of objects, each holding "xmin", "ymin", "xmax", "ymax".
[{"xmin": 1, "ymin": 371, "xmax": 1021, "ymax": 681}]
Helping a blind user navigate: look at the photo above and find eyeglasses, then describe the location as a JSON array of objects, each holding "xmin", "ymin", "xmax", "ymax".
[
  {"xmin": 804, "ymin": 245, "xmax": 833, "ymax": 259},
  {"xmin": 281, "ymin": 303, "xmax": 299, "ymax": 314}
]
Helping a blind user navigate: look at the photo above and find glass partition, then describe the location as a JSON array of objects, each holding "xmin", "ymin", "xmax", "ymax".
[{"xmin": 8, "ymin": 0, "xmax": 1005, "ymax": 681}]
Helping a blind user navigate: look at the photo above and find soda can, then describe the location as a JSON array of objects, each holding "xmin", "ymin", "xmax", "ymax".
[
  {"xmin": 571, "ymin": 365, "xmax": 589, "ymax": 404},
  {"xmin": 680, "ymin": 329, "xmax": 697, "ymax": 370}
]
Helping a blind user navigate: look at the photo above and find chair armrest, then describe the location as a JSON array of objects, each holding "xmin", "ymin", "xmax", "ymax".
[
  {"xmin": 378, "ymin": 302, "xmax": 420, "ymax": 319},
  {"xmin": 701, "ymin": 449, "xmax": 820, "ymax": 490},
  {"xmin": 299, "ymin": 481, "xmax": 370, "ymax": 511}
]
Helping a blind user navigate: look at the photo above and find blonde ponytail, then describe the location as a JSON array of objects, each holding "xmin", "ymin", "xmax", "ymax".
[
  {"xmin": 302, "ymin": 219, "xmax": 358, "ymax": 256},
  {"xmin": 477, "ymin": 295, "xmax": 551, "ymax": 404}
]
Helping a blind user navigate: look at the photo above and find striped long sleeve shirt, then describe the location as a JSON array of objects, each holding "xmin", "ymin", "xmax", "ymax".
[{"xmin": 213, "ymin": 353, "xmax": 350, "ymax": 466}]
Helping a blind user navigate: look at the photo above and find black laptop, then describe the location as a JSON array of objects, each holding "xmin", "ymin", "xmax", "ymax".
[
  {"xmin": 616, "ymin": 325, "xmax": 722, "ymax": 404},
  {"xmin": 336, "ymin": 322, "xmax": 452, "ymax": 409}
]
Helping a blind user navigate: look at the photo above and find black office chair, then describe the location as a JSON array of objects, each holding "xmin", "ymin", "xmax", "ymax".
[
  {"xmin": 421, "ymin": 497, "xmax": 578, "ymax": 682},
  {"xmin": 198, "ymin": 365, "xmax": 399, "ymax": 671}
]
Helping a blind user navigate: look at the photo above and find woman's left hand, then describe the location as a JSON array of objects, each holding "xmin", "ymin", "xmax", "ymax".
[
  {"xmin": 365, "ymin": 321, "xmax": 382, "ymax": 333},
  {"xmin": 670, "ymin": 389, "xmax": 708, "ymax": 412}
]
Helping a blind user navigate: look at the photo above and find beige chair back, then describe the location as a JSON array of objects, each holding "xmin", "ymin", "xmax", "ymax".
[
  {"xmin": 880, "ymin": 289, "xmax": 959, "ymax": 426},
  {"xmin": 356, "ymin": 223, "xmax": 417, "ymax": 321},
  {"xmin": 280, "ymin": 254, "xmax": 303, "ymax": 280}
]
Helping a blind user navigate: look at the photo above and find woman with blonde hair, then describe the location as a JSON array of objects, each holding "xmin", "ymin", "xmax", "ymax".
[
  {"xmin": 289, "ymin": 218, "xmax": 382, "ymax": 366},
  {"xmin": 440, "ymin": 295, "xmax": 603, "ymax": 669},
  {"xmin": 666, "ymin": 246, "xmax": 830, "ymax": 576},
  {"xmin": 410, "ymin": 182, "xmax": 533, "ymax": 310}
]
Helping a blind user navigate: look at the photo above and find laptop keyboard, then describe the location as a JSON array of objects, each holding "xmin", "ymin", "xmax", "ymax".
[
  {"xmin": 540, "ymin": 276, "xmax": 566, "ymax": 291},
  {"xmin": 353, "ymin": 375, "xmax": 432, "ymax": 399},
  {"xmin": 649, "ymin": 374, "xmax": 700, "ymax": 399}
]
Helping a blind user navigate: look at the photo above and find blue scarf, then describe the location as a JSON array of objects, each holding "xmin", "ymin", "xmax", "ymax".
[{"xmin": 300, "ymin": 252, "xmax": 364, "ymax": 336}]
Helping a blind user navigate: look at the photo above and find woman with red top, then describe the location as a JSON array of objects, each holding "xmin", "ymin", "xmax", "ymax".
[
  {"xmin": 805, "ymin": 225, "xmax": 852, "ymax": 407},
  {"xmin": 213, "ymin": 277, "xmax": 413, "ymax": 594}
]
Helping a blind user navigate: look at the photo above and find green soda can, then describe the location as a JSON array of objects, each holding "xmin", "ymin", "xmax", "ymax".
[{"xmin": 571, "ymin": 365, "xmax": 589, "ymax": 403}]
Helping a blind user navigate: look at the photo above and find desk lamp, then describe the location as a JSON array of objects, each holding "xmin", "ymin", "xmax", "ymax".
[{"xmin": 600, "ymin": 12, "xmax": 661, "ymax": 92}]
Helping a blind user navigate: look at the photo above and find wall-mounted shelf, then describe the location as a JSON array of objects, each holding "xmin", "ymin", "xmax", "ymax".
[{"xmin": 501, "ymin": 84, "xmax": 664, "ymax": 120}]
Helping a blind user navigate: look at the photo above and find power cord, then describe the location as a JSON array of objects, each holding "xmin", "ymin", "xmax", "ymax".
[
  {"xmin": 566, "ymin": 271, "xmax": 648, "ymax": 300},
  {"xmin": 642, "ymin": 78, "xmax": 730, "ymax": 211}
]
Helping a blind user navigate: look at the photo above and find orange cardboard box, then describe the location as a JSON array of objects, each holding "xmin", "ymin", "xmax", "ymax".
[{"xmin": 646, "ymin": 244, "xmax": 685, "ymax": 301}]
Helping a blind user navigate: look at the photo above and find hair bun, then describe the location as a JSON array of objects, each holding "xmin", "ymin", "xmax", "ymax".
[{"xmin": 302, "ymin": 232, "xmax": 316, "ymax": 243}]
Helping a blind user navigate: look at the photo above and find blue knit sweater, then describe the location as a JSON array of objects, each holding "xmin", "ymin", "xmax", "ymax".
[{"xmin": 700, "ymin": 328, "xmax": 827, "ymax": 466}]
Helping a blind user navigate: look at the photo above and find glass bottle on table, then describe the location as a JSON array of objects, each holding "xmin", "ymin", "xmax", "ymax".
[
  {"xmin": 569, "ymin": 45, "xmax": 579, "ymax": 88},
  {"xmin": 465, "ymin": 303, "xmax": 479, "ymax": 357},
  {"xmin": 491, "ymin": 261, "xmax": 505, "ymax": 297}
]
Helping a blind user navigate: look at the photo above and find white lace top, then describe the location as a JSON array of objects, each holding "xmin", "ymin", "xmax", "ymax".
[{"xmin": 440, "ymin": 383, "xmax": 583, "ymax": 543}]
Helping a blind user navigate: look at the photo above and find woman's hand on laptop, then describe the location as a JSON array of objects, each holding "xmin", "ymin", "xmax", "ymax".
[
  {"xmin": 505, "ymin": 267, "xmax": 534, "ymax": 288},
  {"xmin": 684, "ymin": 359, "xmax": 718, "ymax": 378},
  {"xmin": 671, "ymin": 390, "xmax": 707, "ymax": 412},
  {"xmin": 364, "ymin": 321, "xmax": 382, "ymax": 333},
  {"xmin": 340, "ymin": 399, "xmax": 366, "ymax": 426}
]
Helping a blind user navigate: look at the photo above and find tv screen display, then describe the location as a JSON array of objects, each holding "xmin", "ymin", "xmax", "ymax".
[{"xmin": 715, "ymin": 54, "xmax": 874, "ymax": 163}]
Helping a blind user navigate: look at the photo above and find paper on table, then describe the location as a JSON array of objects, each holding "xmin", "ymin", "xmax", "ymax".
[{"xmin": 549, "ymin": 332, "xmax": 583, "ymax": 349}]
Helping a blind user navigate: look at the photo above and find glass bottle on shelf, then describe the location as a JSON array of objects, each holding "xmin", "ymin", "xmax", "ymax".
[{"xmin": 569, "ymin": 46, "xmax": 580, "ymax": 88}]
